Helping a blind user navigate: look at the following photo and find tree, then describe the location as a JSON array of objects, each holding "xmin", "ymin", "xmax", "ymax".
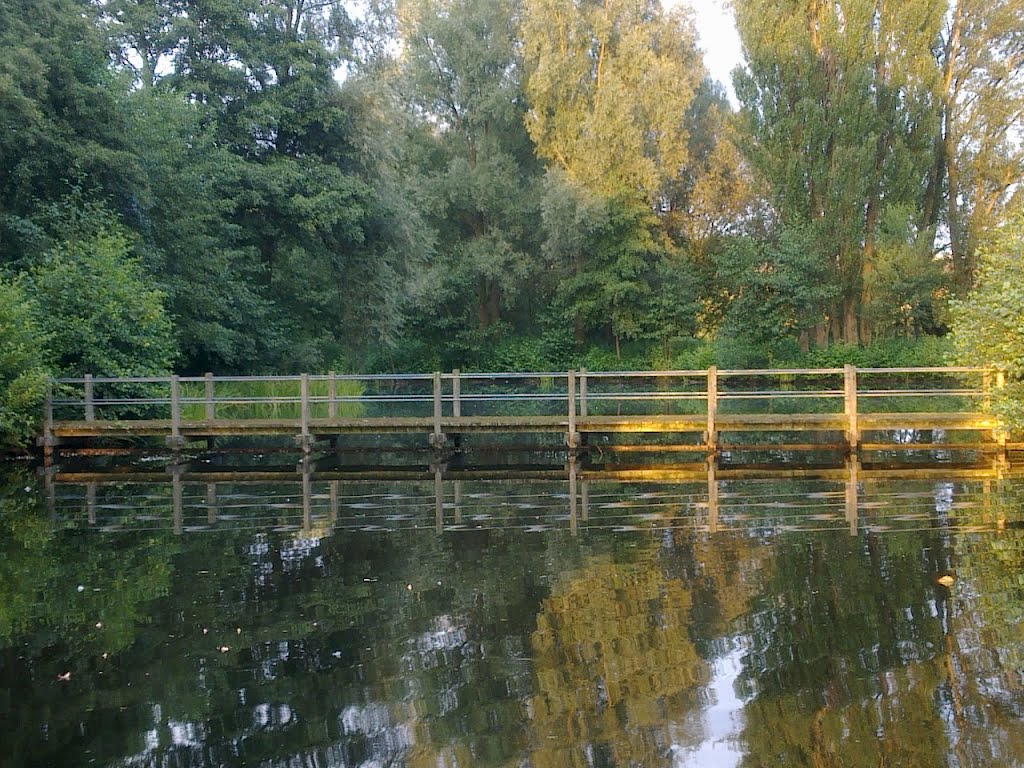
[
  {"xmin": 733, "ymin": 0, "xmax": 943, "ymax": 345},
  {"xmin": 0, "ymin": 0, "xmax": 143, "ymax": 265},
  {"xmin": 717, "ymin": 225, "xmax": 839, "ymax": 355},
  {"xmin": 949, "ymin": 205, "xmax": 1024, "ymax": 427},
  {"xmin": 541, "ymin": 172, "xmax": 671, "ymax": 354},
  {"xmin": 520, "ymin": 0, "xmax": 701, "ymax": 200},
  {"xmin": 25, "ymin": 214, "xmax": 176, "ymax": 377},
  {"xmin": 927, "ymin": 0, "xmax": 1024, "ymax": 291},
  {"xmin": 397, "ymin": 0, "xmax": 548, "ymax": 331}
]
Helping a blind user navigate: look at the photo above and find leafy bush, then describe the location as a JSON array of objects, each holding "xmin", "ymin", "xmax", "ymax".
[
  {"xmin": 0, "ymin": 280, "xmax": 49, "ymax": 451},
  {"xmin": 796, "ymin": 337, "xmax": 952, "ymax": 369},
  {"xmin": 25, "ymin": 223, "xmax": 176, "ymax": 377}
]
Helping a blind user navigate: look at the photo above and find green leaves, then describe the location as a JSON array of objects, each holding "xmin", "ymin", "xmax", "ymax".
[
  {"xmin": 521, "ymin": 0, "xmax": 701, "ymax": 200},
  {"xmin": 950, "ymin": 205, "xmax": 1024, "ymax": 426},
  {"xmin": 0, "ymin": 280, "xmax": 48, "ymax": 450},
  {"xmin": 25, "ymin": 216, "xmax": 176, "ymax": 378}
]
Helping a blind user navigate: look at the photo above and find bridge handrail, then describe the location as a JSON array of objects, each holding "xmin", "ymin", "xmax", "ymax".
[{"xmin": 46, "ymin": 367, "xmax": 1005, "ymax": 431}]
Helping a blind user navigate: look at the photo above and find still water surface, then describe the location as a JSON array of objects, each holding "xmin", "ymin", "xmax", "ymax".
[{"xmin": 1, "ymin": 461, "xmax": 1023, "ymax": 767}]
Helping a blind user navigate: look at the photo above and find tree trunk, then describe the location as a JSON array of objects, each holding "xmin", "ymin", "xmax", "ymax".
[
  {"xmin": 814, "ymin": 321, "xmax": 829, "ymax": 349},
  {"xmin": 843, "ymin": 298, "xmax": 859, "ymax": 346},
  {"xmin": 860, "ymin": 194, "xmax": 878, "ymax": 345}
]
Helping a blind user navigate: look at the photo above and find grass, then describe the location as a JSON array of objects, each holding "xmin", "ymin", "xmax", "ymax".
[{"xmin": 180, "ymin": 379, "xmax": 365, "ymax": 421}]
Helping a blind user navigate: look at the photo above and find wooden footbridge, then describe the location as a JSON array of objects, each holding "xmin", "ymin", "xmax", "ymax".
[{"xmin": 41, "ymin": 366, "xmax": 1017, "ymax": 461}]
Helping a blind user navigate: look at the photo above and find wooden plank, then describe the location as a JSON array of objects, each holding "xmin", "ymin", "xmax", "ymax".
[
  {"xmin": 579, "ymin": 415, "xmax": 706, "ymax": 433},
  {"xmin": 50, "ymin": 413, "xmax": 1012, "ymax": 440},
  {"xmin": 50, "ymin": 462, "xmax": 1024, "ymax": 487}
]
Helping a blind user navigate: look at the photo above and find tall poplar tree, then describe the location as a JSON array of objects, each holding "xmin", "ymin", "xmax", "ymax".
[
  {"xmin": 520, "ymin": 0, "xmax": 701, "ymax": 200},
  {"xmin": 734, "ymin": 0, "xmax": 943, "ymax": 344},
  {"xmin": 927, "ymin": 0, "xmax": 1024, "ymax": 291}
]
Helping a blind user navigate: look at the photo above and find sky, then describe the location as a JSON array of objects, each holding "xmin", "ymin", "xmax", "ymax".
[{"xmin": 676, "ymin": 0, "xmax": 744, "ymax": 102}]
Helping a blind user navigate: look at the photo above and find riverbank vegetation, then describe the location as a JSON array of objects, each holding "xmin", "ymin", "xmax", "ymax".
[{"xmin": 1, "ymin": 0, "xmax": 1022, "ymax": 449}]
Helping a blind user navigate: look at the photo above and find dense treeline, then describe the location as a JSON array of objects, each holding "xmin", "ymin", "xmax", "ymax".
[{"xmin": 1, "ymin": 0, "xmax": 1022, "ymax": 447}]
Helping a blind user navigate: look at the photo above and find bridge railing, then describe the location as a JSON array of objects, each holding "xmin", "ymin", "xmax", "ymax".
[{"xmin": 47, "ymin": 366, "xmax": 1002, "ymax": 426}]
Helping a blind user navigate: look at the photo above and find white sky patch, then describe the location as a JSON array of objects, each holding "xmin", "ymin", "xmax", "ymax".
[{"xmin": 672, "ymin": 0, "xmax": 744, "ymax": 104}]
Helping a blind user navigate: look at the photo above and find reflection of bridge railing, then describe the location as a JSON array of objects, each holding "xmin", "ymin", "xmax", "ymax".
[
  {"xmin": 41, "ymin": 367, "xmax": 1014, "ymax": 460},
  {"xmin": 44, "ymin": 460, "xmax": 1022, "ymax": 538}
]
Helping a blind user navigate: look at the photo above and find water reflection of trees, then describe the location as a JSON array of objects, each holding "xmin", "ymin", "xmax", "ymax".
[
  {"xmin": 528, "ymin": 556, "xmax": 706, "ymax": 766},
  {"xmin": 732, "ymin": 497, "xmax": 1024, "ymax": 767},
  {"xmin": 3, "ymin": 470, "xmax": 1024, "ymax": 768}
]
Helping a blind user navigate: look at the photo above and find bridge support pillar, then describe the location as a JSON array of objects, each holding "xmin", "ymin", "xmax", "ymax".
[{"xmin": 165, "ymin": 435, "xmax": 186, "ymax": 452}]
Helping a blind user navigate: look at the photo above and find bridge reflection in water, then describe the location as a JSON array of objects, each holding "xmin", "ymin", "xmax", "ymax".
[{"xmin": 46, "ymin": 453, "xmax": 1020, "ymax": 539}]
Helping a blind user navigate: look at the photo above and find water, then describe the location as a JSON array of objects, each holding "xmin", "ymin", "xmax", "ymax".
[{"xmin": 1, "ymin": 460, "xmax": 1023, "ymax": 767}]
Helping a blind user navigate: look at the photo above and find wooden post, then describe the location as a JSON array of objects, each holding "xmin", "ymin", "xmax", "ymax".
[
  {"xmin": 452, "ymin": 369, "xmax": 461, "ymax": 418},
  {"xmin": 169, "ymin": 375, "xmax": 182, "ymax": 449},
  {"xmin": 86, "ymin": 482, "xmax": 97, "ymax": 525},
  {"xmin": 707, "ymin": 458, "xmax": 719, "ymax": 534},
  {"xmin": 43, "ymin": 380, "xmax": 54, "ymax": 466},
  {"xmin": 983, "ymin": 370, "xmax": 992, "ymax": 412},
  {"xmin": 581, "ymin": 479, "xmax": 589, "ymax": 522},
  {"xmin": 431, "ymin": 371, "xmax": 444, "ymax": 449},
  {"xmin": 329, "ymin": 479, "xmax": 339, "ymax": 523},
  {"xmin": 171, "ymin": 466, "xmax": 183, "ymax": 536},
  {"xmin": 434, "ymin": 464, "xmax": 444, "ymax": 533},
  {"xmin": 845, "ymin": 455, "xmax": 859, "ymax": 536},
  {"xmin": 205, "ymin": 373, "xmax": 215, "ymax": 420},
  {"xmin": 567, "ymin": 371, "xmax": 578, "ymax": 449},
  {"xmin": 706, "ymin": 366, "xmax": 718, "ymax": 455},
  {"xmin": 844, "ymin": 365, "xmax": 859, "ymax": 452},
  {"xmin": 453, "ymin": 479, "xmax": 463, "ymax": 525},
  {"xmin": 328, "ymin": 371, "xmax": 337, "ymax": 419},
  {"xmin": 568, "ymin": 455, "xmax": 578, "ymax": 536},
  {"xmin": 45, "ymin": 469, "xmax": 55, "ymax": 518},
  {"xmin": 206, "ymin": 483, "xmax": 217, "ymax": 525},
  {"xmin": 300, "ymin": 374, "xmax": 311, "ymax": 453},
  {"xmin": 84, "ymin": 374, "xmax": 95, "ymax": 422},
  {"xmin": 996, "ymin": 370, "xmax": 1007, "ymax": 457},
  {"xmin": 301, "ymin": 457, "xmax": 312, "ymax": 533},
  {"xmin": 579, "ymin": 367, "xmax": 588, "ymax": 417}
]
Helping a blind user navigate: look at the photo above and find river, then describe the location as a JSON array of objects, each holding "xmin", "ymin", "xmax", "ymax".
[{"xmin": 1, "ymin": 456, "xmax": 1022, "ymax": 767}]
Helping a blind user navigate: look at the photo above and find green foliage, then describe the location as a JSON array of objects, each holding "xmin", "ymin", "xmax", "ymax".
[
  {"xmin": 733, "ymin": 0, "xmax": 943, "ymax": 343},
  {"xmin": 799, "ymin": 337, "xmax": 952, "ymax": 369},
  {"xmin": 0, "ymin": 0, "xmax": 143, "ymax": 264},
  {"xmin": 0, "ymin": 279, "xmax": 49, "ymax": 450},
  {"xmin": 950, "ymin": 206, "xmax": 1024, "ymax": 426},
  {"xmin": 863, "ymin": 206, "xmax": 948, "ymax": 338},
  {"xmin": 718, "ymin": 225, "xmax": 838, "ymax": 347},
  {"xmin": 25, "ymin": 217, "xmax": 176, "ymax": 377},
  {"xmin": 521, "ymin": 0, "xmax": 701, "ymax": 199}
]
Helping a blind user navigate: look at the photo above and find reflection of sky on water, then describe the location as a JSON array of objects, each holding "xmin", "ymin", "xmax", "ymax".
[{"xmin": 672, "ymin": 643, "xmax": 746, "ymax": 768}]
